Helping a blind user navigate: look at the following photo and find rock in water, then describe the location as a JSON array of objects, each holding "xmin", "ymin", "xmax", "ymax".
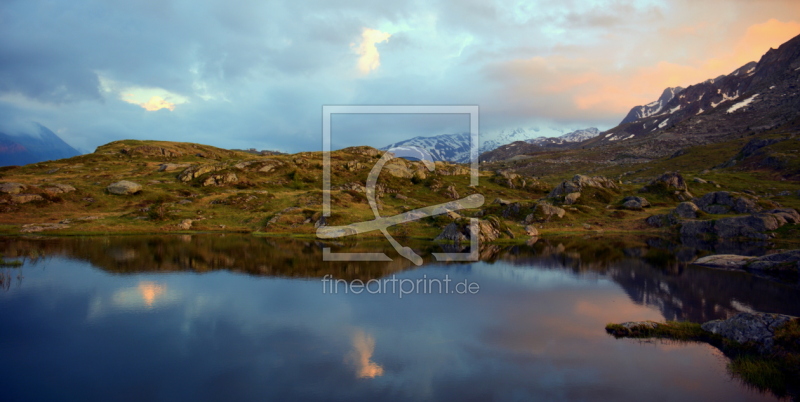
[
  {"xmin": 107, "ymin": 180, "xmax": 142, "ymax": 195},
  {"xmin": 701, "ymin": 313, "xmax": 795, "ymax": 353},
  {"xmin": 693, "ymin": 254, "xmax": 754, "ymax": 268}
]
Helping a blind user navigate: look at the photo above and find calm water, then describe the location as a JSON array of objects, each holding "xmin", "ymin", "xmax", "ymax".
[{"xmin": 1, "ymin": 235, "xmax": 798, "ymax": 401}]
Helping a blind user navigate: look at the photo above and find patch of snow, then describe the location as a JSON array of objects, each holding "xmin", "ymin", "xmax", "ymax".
[
  {"xmin": 646, "ymin": 101, "xmax": 659, "ymax": 107},
  {"xmin": 669, "ymin": 105, "xmax": 681, "ymax": 114},
  {"xmin": 711, "ymin": 92, "xmax": 740, "ymax": 108},
  {"xmin": 623, "ymin": 134, "xmax": 635, "ymax": 140},
  {"xmin": 696, "ymin": 108, "xmax": 704, "ymax": 115},
  {"xmin": 727, "ymin": 93, "xmax": 759, "ymax": 113},
  {"xmin": 770, "ymin": 86, "xmax": 776, "ymax": 90},
  {"xmin": 746, "ymin": 67, "xmax": 755, "ymax": 74},
  {"xmin": 658, "ymin": 119, "xmax": 669, "ymax": 129}
]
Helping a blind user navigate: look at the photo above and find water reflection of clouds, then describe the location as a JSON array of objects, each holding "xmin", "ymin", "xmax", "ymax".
[
  {"xmin": 89, "ymin": 281, "xmax": 179, "ymax": 318},
  {"xmin": 348, "ymin": 330, "xmax": 384, "ymax": 379}
]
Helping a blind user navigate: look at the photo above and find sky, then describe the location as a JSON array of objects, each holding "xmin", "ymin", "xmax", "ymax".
[{"xmin": 1, "ymin": 0, "xmax": 799, "ymax": 153}]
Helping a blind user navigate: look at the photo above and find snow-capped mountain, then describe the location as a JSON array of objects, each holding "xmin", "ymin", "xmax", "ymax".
[
  {"xmin": 592, "ymin": 60, "xmax": 767, "ymax": 146},
  {"xmin": 619, "ymin": 87, "xmax": 684, "ymax": 125},
  {"xmin": 380, "ymin": 126, "xmax": 596, "ymax": 163},
  {"xmin": 479, "ymin": 127, "xmax": 601, "ymax": 162},
  {"xmin": 527, "ymin": 127, "xmax": 600, "ymax": 145}
]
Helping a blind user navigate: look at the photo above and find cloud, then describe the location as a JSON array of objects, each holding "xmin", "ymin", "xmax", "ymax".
[
  {"xmin": 352, "ymin": 28, "xmax": 391, "ymax": 75},
  {"xmin": 99, "ymin": 76, "xmax": 189, "ymax": 111}
]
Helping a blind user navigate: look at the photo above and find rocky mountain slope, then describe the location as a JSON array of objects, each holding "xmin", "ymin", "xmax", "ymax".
[{"xmin": 0, "ymin": 123, "xmax": 81, "ymax": 167}]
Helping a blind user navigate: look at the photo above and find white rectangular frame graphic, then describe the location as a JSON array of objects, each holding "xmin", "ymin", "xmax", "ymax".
[{"xmin": 321, "ymin": 105, "xmax": 480, "ymax": 262}]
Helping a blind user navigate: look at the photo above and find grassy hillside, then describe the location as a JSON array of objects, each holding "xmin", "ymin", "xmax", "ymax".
[{"xmin": 0, "ymin": 134, "xmax": 798, "ymax": 243}]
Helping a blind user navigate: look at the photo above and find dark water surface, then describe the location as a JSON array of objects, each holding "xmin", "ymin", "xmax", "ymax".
[{"xmin": 1, "ymin": 235, "xmax": 798, "ymax": 401}]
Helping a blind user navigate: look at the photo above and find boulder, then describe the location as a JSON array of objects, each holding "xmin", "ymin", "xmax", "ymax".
[
  {"xmin": 622, "ymin": 199, "xmax": 643, "ymax": 210},
  {"xmin": 43, "ymin": 184, "xmax": 76, "ymax": 195},
  {"xmin": 107, "ymin": 181, "xmax": 142, "ymax": 195},
  {"xmin": 201, "ymin": 173, "xmax": 238, "ymax": 187},
  {"xmin": 492, "ymin": 198, "xmax": 512, "ymax": 206},
  {"xmin": 693, "ymin": 177, "xmax": 708, "ymax": 184},
  {"xmin": 524, "ymin": 225, "xmax": 539, "ymax": 236},
  {"xmin": 673, "ymin": 202, "xmax": 700, "ymax": 219},
  {"xmin": 501, "ymin": 202, "xmax": 521, "ymax": 219},
  {"xmin": 0, "ymin": 182, "xmax": 27, "ymax": 194},
  {"xmin": 177, "ymin": 219, "xmax": 193, "ymax": 230},
  {"xmin": 652, "ymin": 172, "xmax": 688, "ymax": 191},
  {"xmin": 525, "ymin": 201, "xmax": 565, "ymax": 223},
  {"xmin": 383, "ymin": 160, "xmax": 413, "ymax": 179},
  {"xmin": 564, "ymin": 192, "xmax": 581, "ymax": 205},
  {"xmin": 444, "ymin": 185, "xmax": 459, "ymax": 199},
  {"xmin": 693, "ymin": 191, "xmax": 760, "ymax": 214},
  {"xmin": 549, "ymin": 174, "xmax": 618, "ymax": 198},
  {"xmin": 10, "ymin": 194, "xmax": 44, "ymax": 204},
  {"xmin": 645, "ymin": 214, "xmax": 679, "ymax": 228},
  {"xmin": 747, "ymin": 249, "xmax": 800, "ymax": 271},
  {"xmin": 622, "ymin": 196, "xmax": 650, "ymax": 208},
  {"xmin": 701, "ymin": 313, "xmax": 795, "ymax": 353},
  {"xmin": 178, "ymin": 164, "xmax": 224, "ymax": 182},
  {"xmin": 693, "ymin": 254, "xmax": 754, "ymax": 268},
  {"xmin": 679, "ymin": 208, "xmax": 799, "ymax": 239},
  {"xmin": 434, "ymin": 222, "xmax": 468, "ymax": 243}
]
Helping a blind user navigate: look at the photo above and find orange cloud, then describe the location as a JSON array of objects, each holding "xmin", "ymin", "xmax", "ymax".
[
  {"xmin": 347, "ymin": 330, "xmax": 384, "ymax": 378},
  {"xmin": 568, "ymin": 19, "xmax": 799, "ymax": 115}
]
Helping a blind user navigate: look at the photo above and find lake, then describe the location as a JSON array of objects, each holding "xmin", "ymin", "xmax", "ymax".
[{"xmin": 1, "ymin": 234, "xmax": 797, "ymax": 401}]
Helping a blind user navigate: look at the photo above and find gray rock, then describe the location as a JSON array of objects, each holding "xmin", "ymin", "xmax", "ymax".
[
  {"xmin": 623, "ymin": 200, "xmax": 643, "ymax": 210},
  {"xmin": 681, "ymin": 208, "xmax": 799, "ymax": 239},
  {"xmin": 177, "ymin": 219, "xmax": 193, "ymax": 230},
  {"xmin": 622, "ymin": 196, "xmax": 650, "ymax": 207},
  {"xmin": 564, "ymin": 192, "xmax": 581, "ymax": 205},
  {"xmin": 646, "ymin": 214, "xmax": 679, "ymax": 228},
  {"xmin": 525, "ymin": 202, "xmax": 566, "ymax": 223},
  {"xmin": 673, "ymin": 202, "xmax": 700, "ymax": 219},
  {"xmin": 492, "ymin": 198, "xmax": 511, "ymax": 206},
  {"xmin": 701, "ymin": 312, "xmax": 795, "ymax": 352},
  {"xmin": 693, "ymin": 177, "xmax": 708, "ymax": 184},
  {"xmin": 178, "ymin": 164, "xmax": 225, "ymax": 182},
  {"xmin": 693, "ymin": 191, "xmax": 760, "ymax": 214},
  {"xmin": 693, "ymin": 254, "xmax": 754, "ymax": 268},
  {"xmin": 501, "ymin": 202, "xmax": 521, "ymax": 219},
  {"xmin": 524, "ymin": 225, "xmax": 539, "ymax": 236},
  {"xmin": 444, "ymin": 185, "xmax": 459, "ymax": 199},
  {"xmin": 549, "ymin": 174, "xmax": 618, "ymax": 198},
  {"xmin": 0, "ymin": 182, "xmax": 27, "ymax": 194},
  {"xmin": 747, "ymin": 249, "xmax": 800, "ymax": 271},
  {"xmin": 435, "ymin": 223, "xmax": 469, "ymax": 243},
  {"xmin": 107, "ymin": 180, "xmax": 142, "ymax": 195},
  {"xmin": 652, "ymin": 172, "xmax": 688, "ymax": 191}
]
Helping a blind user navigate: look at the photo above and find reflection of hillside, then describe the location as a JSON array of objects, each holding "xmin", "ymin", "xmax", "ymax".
[
  {"xmin": 0, "ymin": 235, "xmax": 423, "ymax": 280},
  {"xmin": 1, "ymin": 234, "xmax": 798, "ymax": 321}
]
